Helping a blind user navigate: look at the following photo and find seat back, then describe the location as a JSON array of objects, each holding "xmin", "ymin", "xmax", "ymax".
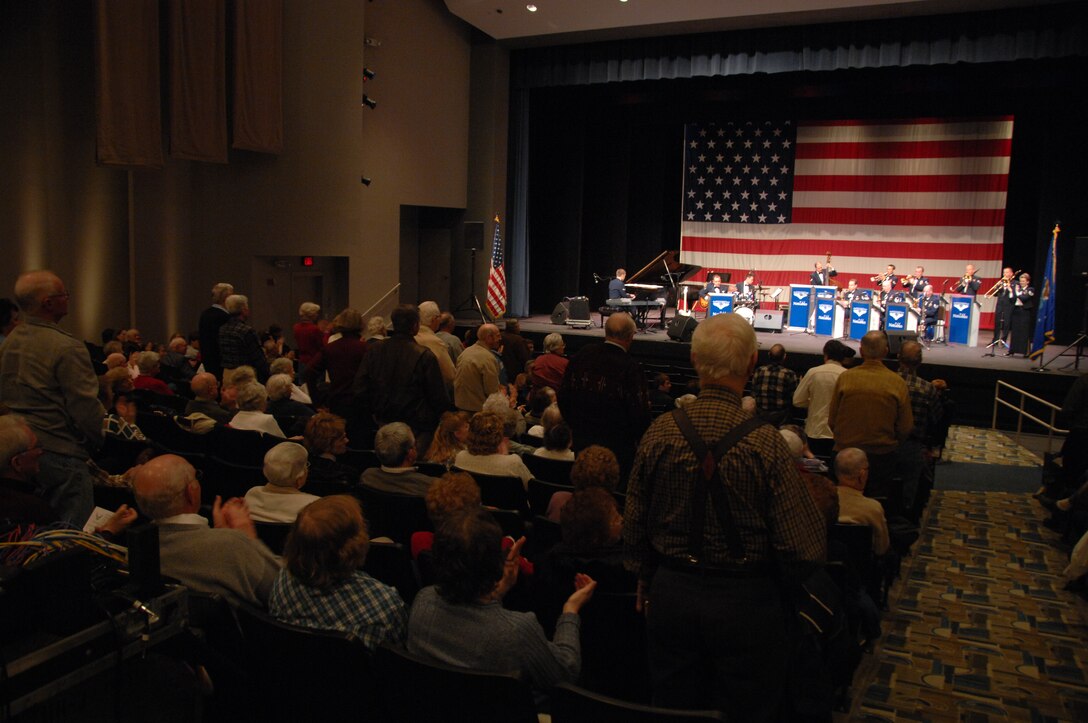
[
  {"xmin": 95, "ymin": 434, "xmax": 152, "ymax": 474},
  {"xmin": 415, "ymin": 461, "xmax": 448, "ymax": 478},
  {"xmin": 338, "ymin": 447, "xmax": 381, "ymax": 473},
  {"xmin": 375, "ymin": 644, "xmax": 536, "ymax": 723},
  {"xmin": 459, "ymin": 470, "xmax": 530, "ymax": 517},
  {"xmin": 527, "ymin": 477, "xmax": 573, "ymax": 517},
  {"xmin": 254, "ymin": 521, "xmax": 293, "ymax": 555},
  {"xmin": 234, "ymin": 604, "xmax": 380, "ymax": 721},
  {"xmin": 363, "ymin": 541, "xmax": 420, "ymax": 605},
  {"xmin": 488, "ymin": 508, "xmax": 526, "ymax": 540},
  {"xmin": 353, "ymin": 485, "xmax": 432, "ymax": 544},
  {"xmin": 207, "ymin": 425, "xmax": 281, "ymax": 467},
  {"xmin": 522, "ymin": 454, "xmax": 574, "ymax": 486},
  {"xmin": 550, "ymin": 682, "xmax": 725, "ymax": 722},
  {"xmin": 200, "ymin": 456, "xmax": 264, "ymax": 503}
]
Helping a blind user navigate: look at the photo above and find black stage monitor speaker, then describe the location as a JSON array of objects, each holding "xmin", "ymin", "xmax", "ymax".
[
  {"xmin": 550, "ymin": 301, "xmax": 570, "ymax": 325},
  {"xmin": 753, "ymin": 310, "xmax": 785, "ymax": 333},
  {"xmin": 464, "ymin": 222, "xmax": 484, "ymax": 250},
  {"xmin": 886, "ymin": 330, "xmax": 917, "ymax": 356},
  {"xmin": 667, "ymin": 315, "xmax": 698, "ymax": 343},
  {"xmin": 567, "ymin": 296, "xmax": 590, "ymax": 321}
]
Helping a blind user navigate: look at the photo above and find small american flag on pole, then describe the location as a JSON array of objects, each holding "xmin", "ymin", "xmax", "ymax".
[{"xmin": 485, "ymin": 214, "xmax": 507, "ymax": 319}]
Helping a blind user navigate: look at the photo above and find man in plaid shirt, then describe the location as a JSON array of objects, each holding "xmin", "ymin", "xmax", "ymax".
[
  {"xmin": 750, "ymin": 343, "xmax": 797, "ymax": 425},
  {"xmin": 896, "ymin": 340, "xmax": 939, "ymax": 521}
]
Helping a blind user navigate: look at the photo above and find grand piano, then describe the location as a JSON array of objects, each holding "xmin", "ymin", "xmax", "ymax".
[{"xmin": 608, "ymin": 250, "xmax": 702, "ymax": 329}]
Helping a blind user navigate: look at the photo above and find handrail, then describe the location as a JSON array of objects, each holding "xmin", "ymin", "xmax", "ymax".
[
  {"xmin": 992, "ymin": 379, "xmax": 1069, "ymax": 453},
  {"xmin": 361, "ymin": 283, "xmax": 401, "ymax": 319}
]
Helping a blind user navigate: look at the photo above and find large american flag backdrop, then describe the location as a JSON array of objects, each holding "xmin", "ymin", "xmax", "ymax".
[{"xmin": 680, "ymin": 117, "xmax": 1013, "ymax": 324}]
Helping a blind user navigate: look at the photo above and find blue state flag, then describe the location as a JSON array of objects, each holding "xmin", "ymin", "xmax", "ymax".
[{"xmin": 1029, "ymin": 224, "xmax": 1059, "ymax": 360}]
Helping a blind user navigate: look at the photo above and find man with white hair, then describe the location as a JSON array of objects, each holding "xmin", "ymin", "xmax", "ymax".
[
  {"xmin": 624, "ymin": 313, "xmax": 825, "ymax": 720},
  {"xmin": 0, "ymin": 270, "xmax": 105, "ymax": 525},
  {"xmin": 293, "ymin": 301, "xmax": 324, "ymax": 372},
  {"xmin": 160, "ymin": 336, "xmax": 196, "ymax": 383},
  {"xmin": 244, "ymin": 442, "xmax": 321, "ymax": 523},
  {"xmin": 834, "ymin": 448, "xmax": 890, "ymax": 555},
  {"xmin": 558, "ymin": 312, "xmax": 649, "ymax": 479},
  {"xmin": 453, "ymin": 323, "xmax": 502, "ymax": 413},
  {"xmin": 133, "ymin": 351, "xmax": 174, "ymax": 395},
  {"xmin": 219, "ymin": 294, "xmax": 270, "ymax": 384},
  {"xmin": 133, "ymin": 454, "xmax": 281, "ymax": 607},
  {"xmin": 198, "ymin": 282, "xmax": 234, "ymax": 380},
  {"xmin": 416, "ymin": 301, "xmax": 456, "ymax": 386},
  {"xmin": 531, "ymin": 332, "xmax": 568, "ymax": 391},
  {"xmin": 266, "ymin": 373, "xmax": 315, "ymax": 436},
  {"xmin": 358, "ymin": 422, "xmax": 437, "ymax": 496}
]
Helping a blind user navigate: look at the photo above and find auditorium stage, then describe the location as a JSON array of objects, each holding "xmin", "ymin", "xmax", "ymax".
[{"xmin": 456, "ymin": 311, "xmax": 1084, "ymax": 429}]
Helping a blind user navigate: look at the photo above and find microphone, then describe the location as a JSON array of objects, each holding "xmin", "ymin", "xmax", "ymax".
[{"xmin": 592, "ymin": 273, "xmax": 601, "ymax": 283}]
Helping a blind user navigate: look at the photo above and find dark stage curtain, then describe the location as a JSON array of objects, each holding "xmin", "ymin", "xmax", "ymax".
[
  {"xmin": 233, "ymin": 0, "xmax": 283, "ymax": 154},
  {"xmin": 168, "ymin": 0, "xmax": 227, "ymax": 163}
]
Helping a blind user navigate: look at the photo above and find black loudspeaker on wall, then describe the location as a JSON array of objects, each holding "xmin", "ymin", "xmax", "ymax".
[
  {"xmin": 1074, "ymin": 236, "xmax": 1088, "ymax": 276},
  {"xmin": 464, "ymin": 221, "xmax": 484, "ymax": 250},
  {"xmin": 886, "ymin": 330, "xmax": 917, "ymax": 356},
  {"xmin": 667, "ymin": 315, "xmax": 698, "ymax": 342}
]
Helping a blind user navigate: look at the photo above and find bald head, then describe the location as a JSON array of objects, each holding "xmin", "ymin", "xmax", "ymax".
[
  {"xmin": 860, "ymin": 331, "xmax": 888, "ymax": 360},
  {"xmin": 834, "ymin": 447, "xmax": 869, "ymax": 490},
  {"xmin": 133, "ymin": 454, "xmax": 200, "ymax": 519},
  {"xmin": 604, "ymin": 313, "xmax": 636, "ymax": 345},
  {"xmin": 477, "ymin": 323, "xmax": 501, "ymax": 350},
  {"xmin": 13, "ymin": 270, "xmax": 66, "ymax": 320},
  {"xmin": 190, "ymin": 372, "xmax": 219, "ymax": 400},
  {"xmin": 898, "ymin": 340, "xmax": 923, "ymax": 369}
]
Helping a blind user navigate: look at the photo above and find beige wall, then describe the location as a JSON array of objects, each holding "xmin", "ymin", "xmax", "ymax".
[{"xmin": 2, "ymin": 0, "xmax": 504, "ymax": 344}]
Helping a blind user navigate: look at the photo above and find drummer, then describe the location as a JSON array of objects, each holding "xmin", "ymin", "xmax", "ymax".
[{"xmin": 735, "ymin": 271, "xmax": 757, "ymax": 303}]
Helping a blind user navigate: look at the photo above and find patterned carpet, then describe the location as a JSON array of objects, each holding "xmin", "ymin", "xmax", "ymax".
[{"xmin": 845, "ymin": 428, "xmax": 1088, "ymax": 722}]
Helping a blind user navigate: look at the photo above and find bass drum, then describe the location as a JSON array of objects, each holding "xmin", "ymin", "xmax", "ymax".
[{"xmin": 735, "ymin": 306, "xmax": 755, "ymax": 325}]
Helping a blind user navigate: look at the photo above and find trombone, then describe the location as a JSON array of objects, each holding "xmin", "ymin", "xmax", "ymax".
[{"xmin": 984, "ymin": 269, "xmax": 1021, "ymax": 297}]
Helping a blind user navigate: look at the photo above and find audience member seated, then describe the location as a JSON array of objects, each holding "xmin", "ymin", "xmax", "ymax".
[
  {"xmin": 359, "ymin": 422, "xmax": 438, "ymax": 496},
  {"xmin": 422, "ymin": 410, "xmax": 470, "ymax": 467},
  {"xmin": 270, "ymin": 357, "xmax": 312, "ymax": 405},
  {"xmin": 410, "ymin": 472, "xmax": 482, "ymax": 558},
  {"xmin": 185, "ymin": 372, "xmax": 233, "ymax": 424},
  {"xmin": 220, "ymin": 365, "xmax": 257, "ymax": 414},
  {"xmin": 244, "ymin": 442, "xmax": 321, "ymax": 523},
  {"xmin": 229, "ymin": 381, "xmax": 286, "ymax": 437},
  {"xmin": 267, "ymin": 373, "xmax": 315, "ymax": 436},
  {"xmin": 531, "ymin": 333, "xmax": 568, "ymax": 392},
  {"xmin": 534, "ymin": 421, "xmax": 575, "ymax": 461},
  {"xmin": 648, "ymin": 373, "xmax": 674, "ymax": 411},
  {"xmin": 453, "ymin": 412, "xmax": 533, "ymax": 488},
  {"xmin": 482, "ymin": 391, "xmax": 529, "ymax": 447},
  {"xmin": 132, "ymin": 454, "xmax": 281, "ymax": 607},
  {"xmin": 780, "ymin": 428, "xmax": 838, "ymax": 528},
  {"xmin": 365, "ymin": 315, "xmax": 387, "ymax": 342},
  {"xmin": 160, "ymin": 336, "xmax": 196, "ymax": 383},
  {"xmin": 133, "ymin": 351, "xmax": 175, "ymax": 395},
  {"xmin": 524, "ymin": 387, "xmax": 556, "ymax": 432},
  {"xmin": 103, "ymin": 385, "xmax": 149, "ymax": 443},
  {"xmin": 835, "ymin": 448, "xmax": 890, "ymax": 555},
  {"xmin": 268, "ymin": 495, "xmax": 407, "ymax": 649},
  {"xmin": 303, "ymin": 412, "xmax": 358, "ymax": 485},
  {"xmin": 546, "ymin": 445, "xmax": 620, "ymax": 523},
  {"xmin": 558, "ymin": 487, "xmax": 627, "ymax": 572},
  {"xmin": 406, "ymin": 508, "xmax": 596, "ymax": 693}
]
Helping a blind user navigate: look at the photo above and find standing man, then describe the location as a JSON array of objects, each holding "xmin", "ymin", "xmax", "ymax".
[
  {"xmin": 1008, "ymin": 272, "xmax": 1036, "ymax": 357},
  {"xmin": 750, "ymin": 344, "xmax": 797, "ymax": 425},
  {"xmin": 559, "ymin": 313, "xmax": 650, "ymax": 481},
  {"xmin": 897, "ymin": 341, "xmax": 939, "ymax": 521},
  {"xmin": 793, "ymin": 339, "xmax": 855, "ymax": 457},
  {"xmin": 608, "ymin": 269, "xmax": 634, "ymax": 300},
  {"xmin": 354, "ymin": 305, "xmax": 450, "ymax": 451},
  {"xmin": 828, "ymin": 331, "xmax": 913, "ymax": 515},
  {"xmin": 624, "ymin": 313, "xmax": 825, "ymax": 720},
  {"xmin": 990, "ymin": 266, "xmax": 1017, "ymax": 351},
  {"xmin": 810, "ymin": 260, "xmax": 837, "ymax": 286},
  {"xmin": 198, "ymin": 282, "xmax": 234, "ymax": 380},
  {"xmin": 435, "ymin": 312, "xmax": 463, "ymax": 363},
  {"xmin": 453, "ymin": 323, "xmax": 502, "ymax": 413},
  {"xmin": 0, "ymin": 270, "xmax": 105, "ymax": 525},
  {"xmin": 416, "ymin": 301, "xmax": 456, "ymax": 387},
  {"xmin": 902, "ymin": 266, "xmax": 930, "ymax": 298},
  {"xmin": 219, "ymin": 294, "xmax": 270, "ymax": 384},
  {"xmin": 956, "ymin": 264, "xmax": 982, "ymax": 296}
]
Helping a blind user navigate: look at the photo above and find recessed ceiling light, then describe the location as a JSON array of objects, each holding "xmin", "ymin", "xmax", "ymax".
[{"xmin": 526, "ymin": 4, "xmax": 537, "ymax": 11}]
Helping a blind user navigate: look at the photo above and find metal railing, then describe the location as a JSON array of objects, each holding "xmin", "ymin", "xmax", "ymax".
[{"xmin": 992, "ymin": 379, "xmax": 1068, "ymax": 452}]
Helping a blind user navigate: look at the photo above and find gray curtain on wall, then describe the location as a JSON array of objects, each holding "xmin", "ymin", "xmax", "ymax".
[{"xmin": 507, "ymin": 88, "xmax": 531, "ymax": 318}]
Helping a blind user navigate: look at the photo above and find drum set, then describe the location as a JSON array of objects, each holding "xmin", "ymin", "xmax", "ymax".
[{"xmin": 677, "ymin": 280, "xmax": 771, "ymax": 326}]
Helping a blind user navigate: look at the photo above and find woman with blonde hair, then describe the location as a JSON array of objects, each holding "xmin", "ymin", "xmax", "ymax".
[{"xmin": 423, "ymin": 410, "xmax": 470, "ymax": 467}]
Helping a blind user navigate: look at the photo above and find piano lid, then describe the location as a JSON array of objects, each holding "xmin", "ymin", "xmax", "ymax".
[{"xmin": 626, "ymin": 250, "xmax": 701, "ymax": 288}]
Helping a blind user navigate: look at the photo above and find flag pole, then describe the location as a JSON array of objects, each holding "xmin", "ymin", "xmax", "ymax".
[{"xmin": 1032, "ymin": 223, "xmax": 1072, "ymax": 371}]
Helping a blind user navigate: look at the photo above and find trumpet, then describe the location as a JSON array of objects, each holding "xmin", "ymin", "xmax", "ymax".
[
  {"xmin": 870, "ymin": 272, "xmax": 891, "ymax": 284},
  {"xmin": 901, "ymin": 274, "xmax": 917, "ymax": 288},
  {"xmin": 984, "ymin": 269, "xmax": 1021, "ymax": 297}
]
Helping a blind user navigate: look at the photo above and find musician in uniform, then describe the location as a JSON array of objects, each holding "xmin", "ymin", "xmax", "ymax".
[
  {"xmin": 918, "ymin": 285, "xmax": 941, "ymax": 340},
  {"xmin": 735, "ymin": 272, "xmax": 757, "ymax": 303},
  {"xmin": 902, "ymin": 266, "xmax": 930, "ymax": 298},
  {"xmin": 875, "ymin": 280, "xmax": 906, "ymax": 330},
  {"xmin": 840, "ymin": 279, "xmax": 863, "ymax": 304},
  {"xmin": 990, "ymin": 267, "xmax": 1017, "ymax": 349},
  {"xmin": 609, "ymin": 268, "xmax": 634, "ymax": 300},
  {"xmin": 809, "ymin": 261, "xmax": 837, "ymax": 286},
  {"xmin": 871, "ymin": 264, "xmax": 897, "ymax": 291},
  {"xmin": 956, "ymin": 264, "xmax": 982, "ymax": 296},
  {"xmin": 1008, "ymin": 272, "xmax": 1036, "ymax": 357},
  {"xmin": 698, "ymin": 273, "xmax": 728, "ymax": 300}
]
